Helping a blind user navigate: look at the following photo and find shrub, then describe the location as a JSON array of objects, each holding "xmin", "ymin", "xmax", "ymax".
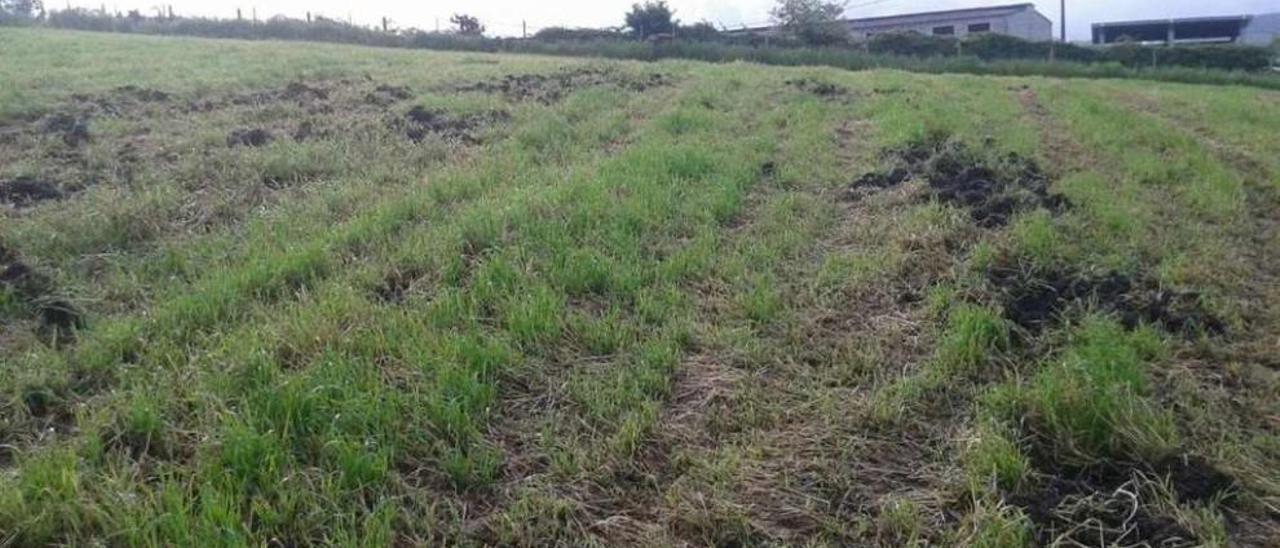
[
  {"xmin": 963, "ymin": 32, "xmax": 1099, "ymax": 63},
  {"xmin": 1104, "ymin": 43, "xmax": 1272, "ymax": 71},
  {"xmin": 867, "ymin": 31, "xmax": 957, "ymax": 57},
  {"xmin": 678, "ymin": 21, "xmax": 720, "ymax": 42},
  {"xmin": 533, "ymin": 26, "xmax": 626, "ymax": 42}
]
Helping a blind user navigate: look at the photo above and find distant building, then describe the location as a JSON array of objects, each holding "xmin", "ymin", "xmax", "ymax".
[
  {"xmin": 1092, "ymin": 13, "xmax": 1280, "ymax": 45},
  {"xmin": 843, "ymin": 3, "xmax": 1052, "ymax": 41},
  {"xmin": 728, "ymin": 3, "xmax": 1054, "ymax": 42}
]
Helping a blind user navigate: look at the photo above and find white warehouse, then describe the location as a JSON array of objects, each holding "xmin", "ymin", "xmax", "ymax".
[
  {"xmin": 844, "ymin": 3, "xmax": 1054, "ymax": 41},
  {"xmin": 727, "ymin": 3, "xmax": 1055, "ymax": 42}
]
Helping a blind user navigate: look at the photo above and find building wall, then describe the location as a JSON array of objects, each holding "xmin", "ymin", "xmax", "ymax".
[
  {"xmin": 1241, "ymin": 13, "xmax": 1280, "ymax": 45},
  {"xmin": 847, "ymin": 16, "xmax": 1005, "ymax": 40},
  {"xmin": 1006, "ymin": 9, "xmax": 1054, "ymax": 41},
  {"xmin": 844, "ymin": 7, "xmax": 1053, "ymax": 41}
]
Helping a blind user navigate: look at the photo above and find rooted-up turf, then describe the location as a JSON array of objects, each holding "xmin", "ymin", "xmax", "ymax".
[
  {"xmin": 986, "ymin": 255, "xmax": 1226, "ymax": 338},
  {"xmin": 849, "ymin": 136, "xmax": 1069, "ymax": 227}
]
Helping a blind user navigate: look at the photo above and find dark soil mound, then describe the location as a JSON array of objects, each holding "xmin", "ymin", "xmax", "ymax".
[
  {"xmin": 459, "ymin": 68, "xmax": 670, "ymax": 104},
  {"xmin": 232, "ymin": 81, "xmax": 330, "ymax": 107},
  {"xmin": 1153, "ymin": 454, "xmax": 1238, "ymax": 504},
  {"xmin": 785, "ymin": 77, "xmax": 847, "ymax": 97},
  {"xmin": 1012, "ymin": 442, "xmax": 1235, "ymax": 547},
  {"xmin": 1, "ymin": 243, "xmax": 84, "ymax": 343},
  {"xmin": 227, "ymin": 128, "xmax": 274, "ymax": 148},
  {"xmin": 1013, "ymin": 475, "xmax": 1197, "ymax": 547},
  {"xmin": 850, "ymin": 167, "xmax": 911, "ymax": 189},
  {"xmin": 402, "ymin": 106, "xmax": 507, "ymax": 144},
  {"xmin": 43, "ymin": 113, "xmax": 91, "ymax": 147},
  {"xmin": 373, "ymin": 267, "xmax": 426, "ymax": 303},
  {"xmin": 282, "ymin": 82, "xmax": 329, "ymax": 101},
  {"xmin": 0, "ymin": 177, "xmax": 63, "ymax": 207},
  {"xmin": 849, "ymin": 138, "xmax": 1068, "ymax": 228},
  {"xmin": 365, "ymin": 83, "xmax": 414, "ymax": 106},
  {"xmin": 987, "ymin": 256, "xmax": 1226, "ymax": 338},
  {"xmin": 760, "ymin": 161, "xmax": 777, "ymax": 178},
  {"xmin": 292, "ymin": 120, "xmax": 322, "ymax": 142}
]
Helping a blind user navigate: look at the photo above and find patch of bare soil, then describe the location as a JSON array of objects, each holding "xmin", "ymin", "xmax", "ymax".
[
  {"xmin": 42, "ymin": 112, "xmax": 91, "ymax": 147},
  {"xmin": 1, "ymin": 77, "xmax": 499, "ymax": 219},
  {"xmin": 229, "ymin": 81, "xmax": 331, "ymax": 108},
  {"xmin": 986, "ymin": 255, "xmax": 1226, "ymax": 339},
  {"xmin": 226, "ymin": 128, "xmax": 274, "ymax": 148},
  {"xmin": 401, "ymin": 106, "xmax": 510, "ymax": 144},
  {"xmin": 111, "ymin": 84, "xmax": 171, "ymax": 103},
  {"xmin": 0, "ymin": 176, "xmax": 64, "ymax": 208},
  {"xmin": 364, "ymin": 83, "xmax": 414, "ymax": 107},
  {"xmin": 458, "ymin": 67, "xmax": 672, "ymax": 104},
  {"xmin": 848, "ymin": 136, "xmax": 1069, "ymax": 228},
  {"xmin": 980, "ymin": 253, "xmax": 1235, "ymax": 543},
  {"xmin": 784, "ymin": 77, "xmax": 849, "ymax": 98},
  {"xmin": 0, "ymin": 243, "xmax": 83, "ymax": 344},
  {"xmin": 71, "ymin": 85, "xmax": 171, "ymax": 113},
  {"xmin": 1012, "ymin": 441, "xmax": 1236, "ymax": 547}
]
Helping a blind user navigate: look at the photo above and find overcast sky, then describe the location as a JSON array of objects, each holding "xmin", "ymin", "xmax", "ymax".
[{"xmin": 59, "ymin": 0, "xmax": 1280, "ymax": 41}]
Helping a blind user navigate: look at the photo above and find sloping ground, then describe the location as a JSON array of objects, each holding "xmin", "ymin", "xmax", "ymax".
[{"xmin": 1, "ymin": 29, "xmax": 1277, "ymax": 546}]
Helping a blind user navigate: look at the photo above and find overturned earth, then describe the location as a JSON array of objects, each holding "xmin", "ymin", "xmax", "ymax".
[{"xmin": 849, "ymin": 136, "xmax": 1069, "ymax": 228}]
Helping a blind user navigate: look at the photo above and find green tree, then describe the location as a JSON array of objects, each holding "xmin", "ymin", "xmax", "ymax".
[
  {"xmin": 449, "ymin": 13, "xmax": 484, "ymax": 36},
  {"xmin": 625, "ymin": 1, "xmax": 675, "ymax": 39},
  {"xmin": 1, "ymin": 0, "xmax": 43, "ymax": 20},
  {"xmin": 770, "ymin": 0, "xmax": 849, "ymax": 46}
]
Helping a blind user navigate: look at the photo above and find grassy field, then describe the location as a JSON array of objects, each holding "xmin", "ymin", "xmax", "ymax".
[{"xmin": 1, "ymin": 28, "xmax": 1277, "ymax": 546}]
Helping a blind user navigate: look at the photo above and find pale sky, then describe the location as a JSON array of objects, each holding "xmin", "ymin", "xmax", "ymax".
[{"xmin": 59, "ymin": 0, "xmax": 1280, "ymax": 41}]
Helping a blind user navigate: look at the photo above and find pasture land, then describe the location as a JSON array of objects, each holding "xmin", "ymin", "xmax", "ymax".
[{"xmin": 1, "ymin": 28, "xmax": 1278, "ymax": 546}]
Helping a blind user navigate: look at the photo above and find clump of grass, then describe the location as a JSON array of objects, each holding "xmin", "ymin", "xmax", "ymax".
[
  {"xmin": 1007, "ymin": 209, "xmax": 1066, "ymax": 265},
  {"xmin": 0, "ymin": 286, "xmax": 27, "ymax": 318},
  {"xmin": 934, "ymin": 304, "xmax": 1009, "ymax": 375},
  {"xmin": 964, "ymin": 421, "xmax": 1031, "ymax": 493},
  {"xmin": 959, "ymin": 497, "xmax": 1034, "ymax": 548},
  {"xmin": 875, "ymin": 497, "xmax": 925, "ymax": 545},
  {"xmin": 1018, "ymin": 316, "xmax": 1177, "ymax": 461}
]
